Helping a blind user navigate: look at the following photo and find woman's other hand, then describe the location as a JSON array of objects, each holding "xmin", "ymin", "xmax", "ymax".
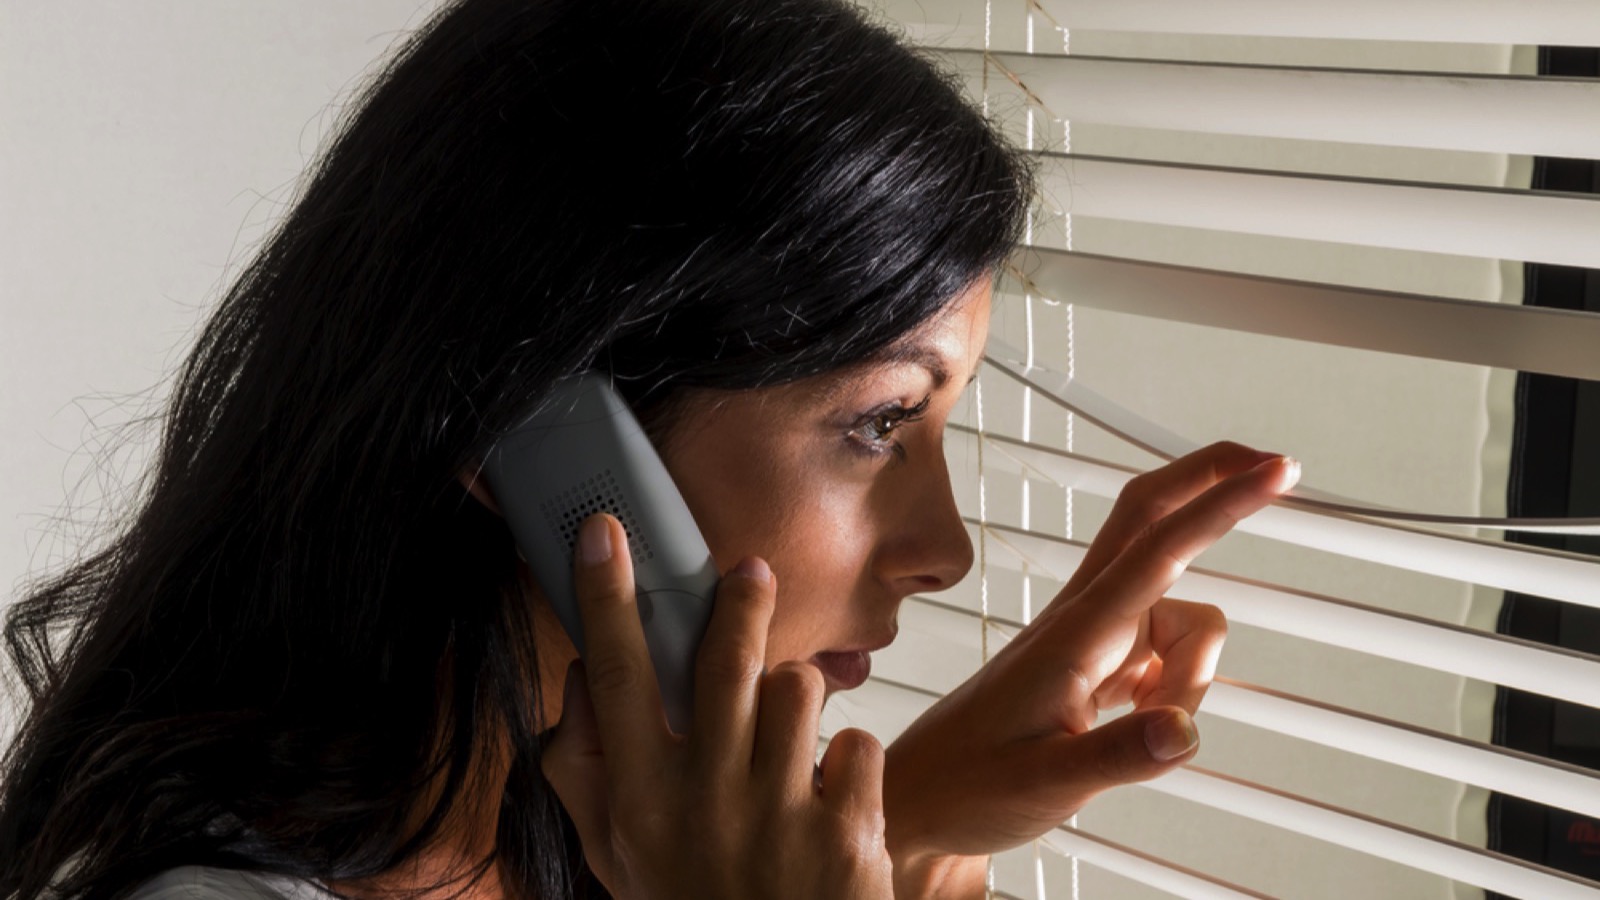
[
  {"xmin": 881, "ymin": 443, "xmax": 1301, "ymax": 897},
  {"xmin": 541, "ymin": 513, "xmax": 893, "ymax": 900}
]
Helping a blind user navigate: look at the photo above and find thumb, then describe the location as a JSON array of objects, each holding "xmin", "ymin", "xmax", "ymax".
[
  {"xmin": 541, "ymin": 660, "xmax": 612, "ymax": 856},
  {"xmin": 1038, "ymin": 706, "xmax": 1200, "ymax": 803}
]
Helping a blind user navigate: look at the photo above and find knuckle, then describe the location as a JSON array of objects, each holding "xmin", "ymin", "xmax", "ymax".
[
  {"xmin": 1130, "ymin": 519, "xmax": 1163, "ymax": 546},
  {"xmin": 579, "ymin": 573, "xmax": 633, "ymax": 602},
  {"xmin": 838, "ymin": 831, "xmax": 887, "ymax": 873},
  {"xmin": 1115, "ymin": 473, "xmax": 1172, "ymax": 522},
  {"xmin": 1090, "ymin": 742, "xmax": 1133, "ymax": 787},
  {"xmin": 697, "ymin": 639, "xmax": 763, "ymax": 686},
  {"xmin": 1195, "ymin": 602, "xmax": 1228, "ymax": 638},
  {"xmin": 1118, "ymin": 470, "xmax": 1156, "ymax": 502},
  {"xmin": 823, "ymin": 806, "xmax": 888, "ymax": 869},
  {"xmin": 585, "ymin": 654, "xmax": 643, "ymax": 697},
  {"xmin": 612, "ymin": 810, "xmax": 672, "ymax": 863},
  {"xmin": 1216, "ymin": 508, "xmax": 1243, "ymax": 531},
  {"xmin": 1208, "ymin": 440, "xmax": 1252, "ymax": 458},
  {"xmin": 576, "ymin": 576, "xmax": 632, "ymax": 611},
  {"xmin": 1061, "ymin": 664, "xmax": 1096, "ymax": 705},
  {"xmin": 1130, "ymin": 522, "xmax": 1190, "ymax": 575}
]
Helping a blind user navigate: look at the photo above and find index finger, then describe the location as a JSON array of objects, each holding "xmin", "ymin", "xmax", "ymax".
[
  {"xmin": 1082, "ymin": 455, "xmax": 1300, "ymax": 620},
  {"xmin": 1061, "ymin": 442, "xmax": 1279, "ymax": 599},
  {"xmin": 571, "ymin": 513, "xmax": 669, "ymax": 772}
]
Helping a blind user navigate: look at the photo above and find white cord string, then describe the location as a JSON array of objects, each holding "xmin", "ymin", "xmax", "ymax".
[
  {"xmin": 979, "ymin": 9, "xmax": 994, "ymax": 894},
  {"xmin": 1058, "ymin": 20, "xmax": 1080, "ymax": 900}
]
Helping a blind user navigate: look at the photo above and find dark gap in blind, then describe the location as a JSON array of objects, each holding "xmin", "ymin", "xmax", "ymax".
[{"xmin": 1487, "ymin": 44, "xmax": 1600, "ymax": 894}]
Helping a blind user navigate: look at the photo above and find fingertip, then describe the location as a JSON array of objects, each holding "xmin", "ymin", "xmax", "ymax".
[
  {"xmin": 1144, "ymin": 707, "xmax": 1199, "ymax": 762},
  {"xmin": 577, "ymin": 513, "xmax": 615, "ymax": 565},
  {"xmin": 1249, "ymin": 455, "xmax": 1302, "ymax": 495},
  {"xmin": 820, "ymin": 728, "xmax": 885, "ymax": 803},
  {"xmin": 1281, "ymin": 456, "xmax": 1303, "ymax": 491},
  {"xmin": 730, "ymin": 555, "xmax": 772, "ymax": 583}
]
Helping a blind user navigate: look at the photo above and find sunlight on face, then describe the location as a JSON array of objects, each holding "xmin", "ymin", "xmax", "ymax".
[{"xmin": 659, "ymin": 279, "xmax": 992, "ymax": 693}]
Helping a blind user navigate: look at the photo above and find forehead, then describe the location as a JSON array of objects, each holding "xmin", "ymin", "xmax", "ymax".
[
  {"xmin": 663, "ymin": 279, "xmax": 993, "ymax": 430},
  {"xmin": 763, "ymin": 278, "xmax": 991, "ymax": 412},
  {"xmin": 863, "ymin": 278, "xmax": 993, "ymax": 380}
]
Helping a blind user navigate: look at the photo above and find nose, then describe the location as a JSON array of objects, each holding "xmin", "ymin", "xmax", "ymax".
[{"xmin": 873, "ymin": 434, "xmax": 975, "ymax": 596}]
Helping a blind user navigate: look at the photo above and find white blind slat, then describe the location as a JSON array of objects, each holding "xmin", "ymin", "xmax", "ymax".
[
  {"xmin": 958, "ymin": 427, "xmax": 1600, "ymax": 606},
  {"xmin": 1041, "ymin": 826, "xmax": 1272, "ymax": 899},
  {"xmin": 1038, "ymin": 153, "xmax": 1600, "ymax": 269},
  {"xmin": 936, "ymin": 50, "xmax": 1600, "ymax": 159},
  {"xmin": 980, "ymin": 346, "xmax": 1600, "ymax": 534},
  {"xmin": 968, "ymin": 523, "xmax": 1600, "ymax": 711},
  {"xmin": 1204, "ymin": 679, "xmax": 1600, "ymax": 822},
  {"xmin": 1148, "ymin": 767, "xmax": 1600, "ymax": 900},
  {"xmin": 1033, "ymin": 0, "xmax": 1600, "ymax": 47},
  {"xmin": 1004, "ymin": 246, "xmax": 1600, "ymax": 382}
]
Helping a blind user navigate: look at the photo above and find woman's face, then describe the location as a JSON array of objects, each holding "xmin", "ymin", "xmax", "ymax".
[{"xmin": 656, "ymin": 279, "xmax": 990, "ymax": 693}]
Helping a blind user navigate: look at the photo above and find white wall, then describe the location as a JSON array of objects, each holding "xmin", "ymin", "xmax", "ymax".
[{"xmin": 1, "ymin": 0, "xmax": 447, "ymax": 728}]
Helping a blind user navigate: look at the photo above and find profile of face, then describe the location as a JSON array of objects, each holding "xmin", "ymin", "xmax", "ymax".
[
  {"xmin": 663, "ymin": 280, "xmax": 991, "ymax": 693},
  {"xmin": 513, "ymin": 279, "xmax": 992, "ymax": 704}
]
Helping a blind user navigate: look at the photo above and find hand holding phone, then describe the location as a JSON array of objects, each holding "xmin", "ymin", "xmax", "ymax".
[
  {"xmin": 540, "ymin": 514, "xmax": 895, "ymax": 899},
  {"xmin": 482, "ymin": 374, "xmax": 718, "ymax": 734}
]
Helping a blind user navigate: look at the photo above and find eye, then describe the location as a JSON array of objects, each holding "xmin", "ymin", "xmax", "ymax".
[{"xmin": 846, "ymin": 395, "xmax": 932, "ymax": 459}]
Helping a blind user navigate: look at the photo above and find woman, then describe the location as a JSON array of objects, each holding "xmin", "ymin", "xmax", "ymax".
[{"xmin": 0, "ymin": 0, "xmax": 1297, "ymax": 898}]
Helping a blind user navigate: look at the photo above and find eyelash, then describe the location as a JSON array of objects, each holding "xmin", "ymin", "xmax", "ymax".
[{"xmin": 846, "ymin": 394, "xmax": 933, "ymax": 460}]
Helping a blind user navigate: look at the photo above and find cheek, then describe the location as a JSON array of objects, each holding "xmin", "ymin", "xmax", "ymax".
[
  {"xmin": 760, "ymin": 485, "xmax": 875, "ymax": 663},
  {"xmin": 665, "ymin": 427, "xmax": 876, "ymax": 662}
]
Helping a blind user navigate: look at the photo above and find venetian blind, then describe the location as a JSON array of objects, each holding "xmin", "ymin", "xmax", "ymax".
[{"xmin": 816, "ymin": 2, "xmax": 1600, "ymax": 898}]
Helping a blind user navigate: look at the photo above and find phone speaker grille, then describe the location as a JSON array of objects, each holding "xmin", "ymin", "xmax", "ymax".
[{"xmin": 541, "ymin": 469, "xmax": 656, "ymax": 563}]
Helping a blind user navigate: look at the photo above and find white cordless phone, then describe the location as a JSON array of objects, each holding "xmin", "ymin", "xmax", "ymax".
[{"xmin": 483, "ymin": 374, "xmax": 718, "ymax": 734}]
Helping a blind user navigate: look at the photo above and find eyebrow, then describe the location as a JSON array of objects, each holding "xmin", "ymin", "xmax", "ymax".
[{"xmin": 868, "ymin": 343, "xmax": 980, "ymax": 389}]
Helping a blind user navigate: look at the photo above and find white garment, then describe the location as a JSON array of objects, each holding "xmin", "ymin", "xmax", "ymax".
[{"xmin": 126, "ymin": 867, "xmax": 337, "ymax": 900}]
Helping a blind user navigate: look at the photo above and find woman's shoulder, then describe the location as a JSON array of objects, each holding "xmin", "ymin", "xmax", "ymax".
[{"xmin": 125, "ymin": 867, "xmax": 335, "ymax": 900}]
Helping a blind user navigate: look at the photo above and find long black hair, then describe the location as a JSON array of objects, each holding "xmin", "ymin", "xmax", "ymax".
[{"xmin": 0, "ymin": 0, "xmax": 1030, "ymax": 898}]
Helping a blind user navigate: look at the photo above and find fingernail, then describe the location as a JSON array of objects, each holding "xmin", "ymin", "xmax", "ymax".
[
  {"xmin": 1279, "ymin": 456, "xmax": 1302, "ymax": 490},
  {"xmin": 1145, "ymin": 709, "xmax": 1199, "ymax": 762},
  {"xmin": 1251, "ymin": 455, "xmax": 1302, "ymax": 491},
  {"xmin": 578, "ymin": 515, "xmax": 612, "ymax": 565},
  {"xmin": 731, "ymin": 556, "xmax": 771, "ymax": 583}
]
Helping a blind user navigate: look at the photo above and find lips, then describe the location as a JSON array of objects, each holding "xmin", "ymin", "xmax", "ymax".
[
  {"xmin": 811, "ymin": 650, "xmax": 872, "ymax": 691},
  {"xmin": 810, "ymin": 630, "xmax": 896, "ymax": 692}
]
